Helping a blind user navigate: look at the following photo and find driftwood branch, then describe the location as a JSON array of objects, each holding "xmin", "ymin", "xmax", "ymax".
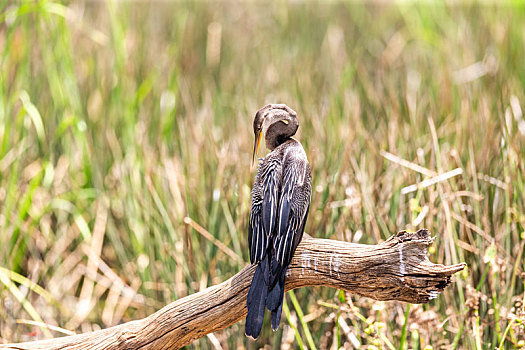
[{"xmin": 2, "ymin": 229, "xmax": 465, "ymax": 350}]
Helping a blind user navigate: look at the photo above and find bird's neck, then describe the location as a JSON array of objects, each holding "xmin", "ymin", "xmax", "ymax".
[{"xmin": 265, "ymin": 121, "xmax": 298, "ymax": 151}]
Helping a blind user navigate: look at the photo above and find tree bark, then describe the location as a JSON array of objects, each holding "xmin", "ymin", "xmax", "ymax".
[{"xmin": 2, "ymin": 229, "xmax": 465, "ymax": 350}]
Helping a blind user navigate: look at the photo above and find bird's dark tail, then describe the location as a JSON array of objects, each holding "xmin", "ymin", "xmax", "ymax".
[
  {"xmin": 266, "ymin": 257, "xmax": 287, "ymax": 331},
  {"xmin": 245, "ymin": 256, "xmax": 269, "ymax": 339}
]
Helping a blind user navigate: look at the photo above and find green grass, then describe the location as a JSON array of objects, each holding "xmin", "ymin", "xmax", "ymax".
[{"xmin": 1, "ymin": 1, "xmax": 525, "ymax": 348}]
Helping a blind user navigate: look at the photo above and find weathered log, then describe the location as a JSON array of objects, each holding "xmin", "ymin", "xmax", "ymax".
[{"xmin": 2, "ymin": 229, "xmax": 465, "ymax": 350}]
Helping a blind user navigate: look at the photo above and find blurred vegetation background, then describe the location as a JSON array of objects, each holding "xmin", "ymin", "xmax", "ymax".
[{"xmin": 1, "ymin": 1, "xmax": 525, "ymax": 349}]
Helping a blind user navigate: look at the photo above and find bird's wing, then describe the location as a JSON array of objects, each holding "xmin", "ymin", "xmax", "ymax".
[
  {"xmin": 273, "ymin": 159, "xmax": 311, "ymax": 267},
  {"xmin": 248, "ymin": 157, "xmax": 282, "ymax": 264}
]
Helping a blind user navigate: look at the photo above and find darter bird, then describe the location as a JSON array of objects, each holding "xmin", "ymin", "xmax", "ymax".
[{"xmin": 245, "ymin": 104, "xmax": 312, "ymax": 339}]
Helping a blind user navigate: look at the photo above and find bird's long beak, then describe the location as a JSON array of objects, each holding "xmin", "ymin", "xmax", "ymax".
[{"xmin": 251, "ymin": 130, "xmax": 263, "ymax": 168}]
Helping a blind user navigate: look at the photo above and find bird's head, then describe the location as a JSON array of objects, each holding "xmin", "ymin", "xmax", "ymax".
[{"xmin": 252, "ymin": 104, "xmax": 299, "ymax": 167}]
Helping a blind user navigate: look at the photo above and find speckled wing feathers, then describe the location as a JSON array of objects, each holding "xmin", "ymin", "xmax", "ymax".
[
  {"xmin": 274, "ymin": 159, "xmax": 311, "ymax": 267},
  {"xmin": 248, "ymin": 157, "xmax": 282, "ymax": 264},
  {"xmin": 248, "ymin": 140, "xmax": 311, "ymax": 267}
]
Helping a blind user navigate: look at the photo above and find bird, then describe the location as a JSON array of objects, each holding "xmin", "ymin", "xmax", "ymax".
[{"xmin": 245, "ymin": 104, "xmax": 312, "ymax": 339}]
